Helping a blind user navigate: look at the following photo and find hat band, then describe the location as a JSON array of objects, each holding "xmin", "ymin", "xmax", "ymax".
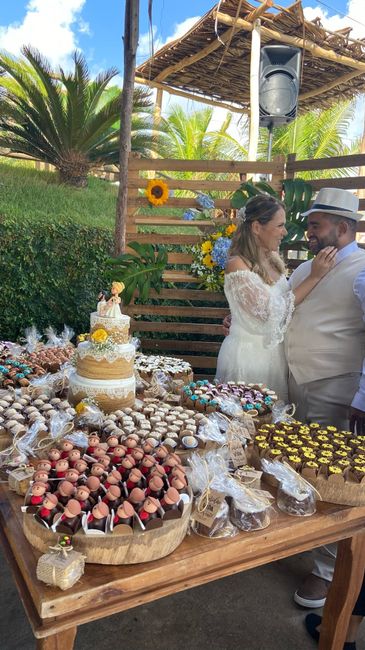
[{"xmin": 310, "ymin": 202, "xmax": 353, "ymax": 213}]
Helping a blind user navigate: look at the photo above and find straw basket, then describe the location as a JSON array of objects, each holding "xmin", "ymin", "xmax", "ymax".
[{"xmin": 23, "ymin": 496, "xmax": 192, "ymax": 565}]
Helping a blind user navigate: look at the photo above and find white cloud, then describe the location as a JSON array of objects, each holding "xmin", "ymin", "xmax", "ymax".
[
  {"xmin": 304, "ymin": 0, "xmax": 365, "ymax": 39},
  {"xmin": 137, "ymin": 16, "xmax": 200, "ymax": 62},
  {"xmin": 0, "ymin": 0, "xmax": 89, "ymax": 68}
]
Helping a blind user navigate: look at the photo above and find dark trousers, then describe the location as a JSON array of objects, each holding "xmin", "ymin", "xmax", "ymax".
[{"xmin": 353, "ymin": 574, "xmax": 365, "ymax": 616}]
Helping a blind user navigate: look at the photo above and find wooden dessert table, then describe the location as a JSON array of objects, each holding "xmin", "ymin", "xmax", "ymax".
[{"xmin": 1, "ymin": 482, "xmax": 365, "ymax": 650}]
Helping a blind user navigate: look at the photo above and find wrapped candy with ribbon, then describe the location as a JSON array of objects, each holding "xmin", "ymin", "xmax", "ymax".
[{"xmin": 36, "ymin": 535, "xmax": 86, "ymax": 590}]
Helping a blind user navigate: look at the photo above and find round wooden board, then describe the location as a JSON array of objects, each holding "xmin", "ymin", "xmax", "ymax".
[{"xmin": 23, "ymin": 498, "xmax": 192, "ymax": 565}]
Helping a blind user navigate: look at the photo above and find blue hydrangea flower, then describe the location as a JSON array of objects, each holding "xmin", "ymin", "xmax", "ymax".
[
  {"xmin": 196, "ymin": 193, "xmax": 215, "ymax": 210},
  {"xmin": 183, "ymin": 209, "xmax": 196, "ymax": 221},
  {"xmin": 212, "ymin": 237, "xmax": 232, "ymax": 269}
]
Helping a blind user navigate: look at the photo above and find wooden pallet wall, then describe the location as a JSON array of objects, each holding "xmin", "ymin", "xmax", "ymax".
[
  {"xmin": 124, "ymin": 154, "xmax": 365, "ymax": 378},
  {"xmin": 123, "ymin": 156, "xmax": 285, "ymax": 379}
]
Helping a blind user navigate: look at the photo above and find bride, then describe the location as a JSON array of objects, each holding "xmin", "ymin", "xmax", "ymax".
[{"xmin": 216, "ymin": 194, "xmax": 336, "ymax": 400}]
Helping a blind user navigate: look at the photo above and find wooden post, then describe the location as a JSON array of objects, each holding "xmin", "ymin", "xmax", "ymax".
[
  {"xmin": 150, "ymin": 88, "xmax": 163, "ymax": 175},
  {"xmin": 115, "ymin": 0, "xmax": 140, "ymax": 256},
  {"xmin": 358, "ymin": 103, "xmax": 365, "ymax": 200},
  {"xmin": 247, "ymin": 19, "xmax": 261, "ymax": 167}
]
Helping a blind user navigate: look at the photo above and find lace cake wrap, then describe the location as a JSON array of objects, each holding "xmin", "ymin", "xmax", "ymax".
[
  {"xmin": 77, "ymin": 342, "xmax": 135, "ymax": 380},
  {"xmin": 90, "ymin": 312, "xmax": 130, "ymax": 344}
]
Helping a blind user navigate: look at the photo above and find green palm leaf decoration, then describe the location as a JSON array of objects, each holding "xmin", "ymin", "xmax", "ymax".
[
  {"xmin": 106, "ymin": 242, "xmax": 168, "ymax": 305},
  {"xmin": 230, "ymin": 178, "xmax": 314, "ymax": 244},
  {"xmin": 0, "ymin": 48, "xmax": 163, "ymax": 186}
]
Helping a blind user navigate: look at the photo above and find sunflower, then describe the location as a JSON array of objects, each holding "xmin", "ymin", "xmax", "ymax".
[
  {"xmin": 201, "ymin": 240, "xmax": 213, "ymax": 254},
  {"xmin": 146, "ymin": 179, "xmax": 169, "ymax": 206},
  {"xmin": 75, "ymin": 401, "xmax": 87, "ymax": 415},
  {"xmin": 202, "ymin": 254, "xmax": 214, "ymax": 268}
]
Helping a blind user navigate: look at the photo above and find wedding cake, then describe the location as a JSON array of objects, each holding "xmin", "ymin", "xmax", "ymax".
[{"xmin": 69, "ymin": 283, "xmax": 136, "ymax": 412}]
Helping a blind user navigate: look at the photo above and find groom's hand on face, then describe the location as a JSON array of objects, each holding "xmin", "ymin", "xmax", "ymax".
[
  {"xmin": 223, "ymin": 314, "xmax": 231, "ymax": 337},
  {"xmin": 349, "ymin": 406, "xmax": 365, "ymax": 435}
]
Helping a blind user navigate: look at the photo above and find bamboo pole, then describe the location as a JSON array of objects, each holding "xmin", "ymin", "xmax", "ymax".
[
  {"xmin": 115, "ymin": 0, "xmax": 139, "ymax": 256},
  {"xmin": 247, "ymin": 20, "xmax": 261, "ymax": 164},
  {"xmin": 150, "ymin": 87, "xmax": 163, "ymax": 173},
  {"xmin": 135, "ymin": 75, "xmax": 248, "ymax": 113},
  {"xmin": 300, "ymin": 70, "xmax": 365, "ymax": 101},
  {"xmin": 215, "ymin": 11, "xmax": 365, "ymax": 72},
  {"xmin": 246, "ymin": 0, "xmax": 273, "ymax": 21}
]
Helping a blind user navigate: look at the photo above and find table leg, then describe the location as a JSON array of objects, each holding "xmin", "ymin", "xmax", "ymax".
[
  {"xmin": 319, "ymin": 532, "xmax": 365, "ymax": 650},
  {"xmin": 36, "ymin": 627, "xmax": 77, "ymax": 650}
]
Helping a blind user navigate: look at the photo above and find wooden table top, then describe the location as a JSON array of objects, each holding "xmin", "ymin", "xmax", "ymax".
[{"xmin": 1, "ymin": 482, "xmax": 365, "ymax": 640}]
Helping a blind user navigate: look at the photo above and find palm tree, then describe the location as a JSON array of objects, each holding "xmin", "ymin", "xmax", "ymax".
[
  {"xmin": 212, "ymin": 100, "xmax": 360, "ymax": 179},
  {"xmin": 0, "ymin": 47, "xmax": 159, "ymax": 187},
  {"xmin": 159, "ymin": 104, "xmax": 242, "ymax": 162}
]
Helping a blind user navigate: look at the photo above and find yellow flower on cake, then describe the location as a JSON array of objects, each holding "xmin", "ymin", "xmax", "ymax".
[
  {"xmin": 201, "ymin": 240, "xmax": 213, "ymax": 254},
  {"xmin": 75, "ymin": 401, "xmax": 87, "ymax": 415},
  {"xmin": 91, "ymin": 328, "xmax": 108, "ymax": 344},
  {"xmin": 203, "ymin": 254, "xmax": 214, "ymax": 268},
  {"xmin": 225, "ymin": 223, "xmax": 237, "ymax": 236}
]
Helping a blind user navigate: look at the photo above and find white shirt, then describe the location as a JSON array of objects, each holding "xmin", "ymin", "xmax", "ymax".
[{"xmin": 288, "ymin": 241, "xmax": 365, "ymax": 410}]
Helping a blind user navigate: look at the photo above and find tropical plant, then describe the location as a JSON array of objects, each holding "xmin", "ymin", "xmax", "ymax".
[
  {"xmin": 231, "ymin": 177, "xmax": 314, "ymax": 243},
  {"xmin": 257, "ymin": 100, "xmax": 359, "ymax": 177},
  {"xmin": 106, "ymin": 242, "xmax": 168, "ymax": 305},
  {"xmin": 0, "ymin": 48, "xmax": 161, "ymax": 187}
]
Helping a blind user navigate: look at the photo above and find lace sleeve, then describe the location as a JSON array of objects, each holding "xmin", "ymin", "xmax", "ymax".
[{"xmin": 224, "ymin": 270, "xmax": 295, "ymax": 347}]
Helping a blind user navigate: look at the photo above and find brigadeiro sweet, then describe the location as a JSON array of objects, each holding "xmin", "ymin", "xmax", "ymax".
[
  {"xmin": 128, "ymin": 487, "xmax": 146, "ymax": 508},
  {"xmin": 87, "ymin": 502, "xmax": 109, "ymax": 532},
  {"xmin": 56, "ymin": 480, "xmax": 76, "ymax": 506},
  {"xmin": 56, "ymin": 499, "xmax": 82, "ymax": 534},
  {"xmin": 36, "ymin": 492, "xmax": 58, "ymax": 526},
  {"xmin": 161, "ymin": 487, "xmax": 182, "ymax": 520},
  {"xmin": 113, "ymin": 501, "xmax": 135, "ymax": 529}
]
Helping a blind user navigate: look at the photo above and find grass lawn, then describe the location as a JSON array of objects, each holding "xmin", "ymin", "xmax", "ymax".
[
  {"xmin": 0, "ymin": 157, "xmax": 118, "ymax": 230},
  {"xmin": 0, "ymin": 158, "xmax": 199, "ymax": 234}
]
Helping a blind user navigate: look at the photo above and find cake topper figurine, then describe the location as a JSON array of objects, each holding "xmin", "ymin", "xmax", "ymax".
[{"xmin": 97, "ymin": 282, "xmax": 125, "ymax": 318}]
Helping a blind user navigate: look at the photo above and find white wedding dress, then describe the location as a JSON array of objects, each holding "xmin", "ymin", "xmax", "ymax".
[{"xmin": 216, "ymin": 270, "xmax": 295, "ymax": 401}]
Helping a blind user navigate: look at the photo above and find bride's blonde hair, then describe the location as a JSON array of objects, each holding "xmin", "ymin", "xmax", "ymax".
[{"xmin": 230, "ymin": 194, "xmax": 286, "ymax": 285}]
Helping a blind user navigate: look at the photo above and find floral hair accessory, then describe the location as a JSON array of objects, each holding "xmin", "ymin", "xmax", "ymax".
[{"xmin": 237, "ymin": 207, "xmax": 247, "ymax": 222}]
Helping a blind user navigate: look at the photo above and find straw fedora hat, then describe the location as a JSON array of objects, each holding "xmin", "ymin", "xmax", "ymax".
[{"xmin": 302, "ymin": 188, "xmax": 363, "ymax": 222}]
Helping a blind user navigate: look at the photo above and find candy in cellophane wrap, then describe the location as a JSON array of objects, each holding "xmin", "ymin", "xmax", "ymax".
[
  {"xmin": 143, "ymin": 369, "xmax": 169, "ymax": 400},
  {"xmin": 23, "ymin": 325, "xmax": 42, "ymax": 354},
  {"xmin": 0, "ymin": 418, "xmax": 46, "ymax": 469},
  {"xmin": 60, "ymin": 325, "xmax": 75, "ymax": 348},
  {"xmin": 74, "ymin": 398, "xmax": 104, "ymax": 432},
  {"xmin": 271, "ymin": 401, "xmax": 296, "ymax": 424},
  {"xmin": 197, "ymin": 413, "xmax": 227, "ymax": 449},
  {"xmin": 36, "ymin": 535, "xmax": 86, "ymax": 591},
  {"xmin": 34, "ymin": 410, "xmax": 74, "ymax": 458},
  {"xmin": 226, "ymin": 477, "xmax": 274, "ymax": 531},
  {"xmin": 215, "ymin": 394, "xmax": 244, "ymax": 419},
  {"xmin": 187, "ymin": 450, "xmax": 237, "ymax": 539},
  {"xmin": 44, "ymin": 326, "xmax": 63, "ymax": 348},
  {"xmin": 27, "ymin": 362, "xmax": 74, "ymax": 399},
  {"xmin": 261, "ymin": 459, "xmax": 317, "ymax": 517},
  {"xmin": 1, "ymin": 341, "xmax": 25, "ymax": 358}
]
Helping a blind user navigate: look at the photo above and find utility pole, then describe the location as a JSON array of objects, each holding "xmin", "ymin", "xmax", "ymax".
[{"xmin": 115, "ymin": 0, "xmax": 140, "ymax": 255}]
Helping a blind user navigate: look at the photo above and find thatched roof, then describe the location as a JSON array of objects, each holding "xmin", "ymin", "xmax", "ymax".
[{"xmin": 135, "ymin": 0, "xmax": 365, "ymax": 113}]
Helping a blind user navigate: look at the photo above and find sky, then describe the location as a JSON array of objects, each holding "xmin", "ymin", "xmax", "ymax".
[{"xmin": 0, "ymin": 0, "xmax": 364, "ymax": 141}]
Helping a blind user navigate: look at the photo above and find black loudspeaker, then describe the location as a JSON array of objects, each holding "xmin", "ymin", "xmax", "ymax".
[{"xmin": 259, "ymin": 45, "xmax": 301, "ymax": 128}]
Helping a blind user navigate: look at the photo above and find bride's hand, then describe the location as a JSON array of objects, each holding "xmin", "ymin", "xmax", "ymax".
[{"xmin": 310, "ymin": 246, "xmax": 337, "ymax": 280}]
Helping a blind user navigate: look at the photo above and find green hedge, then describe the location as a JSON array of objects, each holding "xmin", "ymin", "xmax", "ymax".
[{"xmin": 0, "ymin": 218, "xmax": 113, "ymax": 341}]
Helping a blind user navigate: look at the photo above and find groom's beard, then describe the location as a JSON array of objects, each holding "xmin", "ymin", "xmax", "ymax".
[{"xmin": 307, "ymin": 230, "xmax": 339, "ymax": 254}]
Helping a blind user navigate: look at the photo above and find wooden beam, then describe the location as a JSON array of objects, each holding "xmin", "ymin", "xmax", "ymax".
[
  {"xmin": 248, "ymin": 19, "xmax": 261, "ymax": 163},
  {"xmin": 154, "ymin": 25, "xmax": 243, "ymax": 84},
  {"xmin": 135, "ymin": 75, "xmax": 247, "ymax": 113},
  {"xmin": 215, "ymin": 11, "xmax": 365, "ymax": 72},
  {"xmin": 153, "ymin": 0, "xmax": 273, "ymax": 85},
  {"xmin": 246, "ymin": 0, "xmax": 274, "ymax": 21},
  {"xmin": 300, "ymin": 69, "xmax": 365, "ymax": 101}
]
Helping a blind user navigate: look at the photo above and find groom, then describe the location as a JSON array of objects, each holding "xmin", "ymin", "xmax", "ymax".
[{"xmin": 223, "ymin": 187, "xmax": 365, "ymax": 607}]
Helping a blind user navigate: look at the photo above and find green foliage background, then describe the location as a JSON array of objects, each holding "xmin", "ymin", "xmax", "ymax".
[{"xmin": 0, "ymin": 218, "xmax": 113, "ymax": 340}]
